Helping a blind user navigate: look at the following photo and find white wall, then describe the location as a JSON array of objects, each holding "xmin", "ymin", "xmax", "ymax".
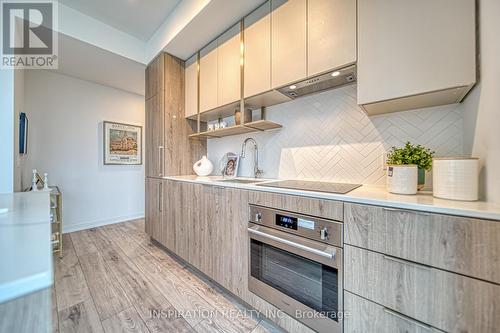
[
  {"xmin": 208, "ymin": 85, "xmax": 464, "ymax": 186},
  {"xmin": 14, "ymin": 70, "xmax": 25, "ymax": 192},
  {"xmin": 461, "ymin": 0, "xmax": 500, "ymax": 203},
  {"xmin": 23, "ymin": 70, "xmax": 145, "ymax": 232},
  {"xmin": 0, "ymin": 69, "xmax": 14, "ymax": 193}
]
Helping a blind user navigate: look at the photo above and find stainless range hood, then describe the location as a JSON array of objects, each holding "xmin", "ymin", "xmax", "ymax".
[{"xmin": 277, "ymin": 65, "xmax": 356, "ymax": 99}]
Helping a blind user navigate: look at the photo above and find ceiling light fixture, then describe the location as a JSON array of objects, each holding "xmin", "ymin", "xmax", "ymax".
[
  {"xmin": 331, "ymin": 71, "xmax": 340, "ymax": 77},
  {"xmin": 289, "ymin": 85, "xmax": 297, "ymax": 90}
]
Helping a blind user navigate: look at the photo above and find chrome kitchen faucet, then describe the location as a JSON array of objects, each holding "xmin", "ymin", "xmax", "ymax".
[{"xmin": 240, "ymin": 137, "xmax": 263, "ymax": 178}]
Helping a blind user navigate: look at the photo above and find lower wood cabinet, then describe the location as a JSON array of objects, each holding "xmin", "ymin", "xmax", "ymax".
[
  {"xmin": 344, "ymin": 244, "xmax": 500, "ymax": 333},
  {"xmin": 344, "ymin": 291, "xmax": 445, "ymax": 333},
  {"xmin": 344, "ymin": 203, "xmax": 500, "ymax": 284},
  {"xmin": 145, "ymin": 177, "xmax": 163, "ymax": 241},
  {"xmin": 159, "ymin": 181, "xmax": 249, "ymax": 294}
]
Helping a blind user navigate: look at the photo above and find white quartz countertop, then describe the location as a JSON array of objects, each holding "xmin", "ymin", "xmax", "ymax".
[
  {"xmin": 162, "ymin": 175, "xmax": 500, "ymax": 221},
  {"xmin": 0, "ymin": 191, "xmax": 53, "ymax": 304}
]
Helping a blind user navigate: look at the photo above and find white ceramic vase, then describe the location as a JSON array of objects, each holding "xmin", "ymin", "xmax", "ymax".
[
  {"xmin": 193, "ymin": 156, "xmax": 213, "ymax": 176},
  {"xmin": 432, "ymin": 158, "xmax": 479, "ymax": 201},
  {"xmin": 386, "ymin": 165, "xmax": 418, "ymax": 195}
]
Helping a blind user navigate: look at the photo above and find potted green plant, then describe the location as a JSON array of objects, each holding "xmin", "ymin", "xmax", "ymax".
[{"xmin": 387, "ymin": 142, "xmax": 435, "ymax": 190}]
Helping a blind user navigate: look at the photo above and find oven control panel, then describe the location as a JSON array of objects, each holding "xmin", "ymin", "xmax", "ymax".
[{"xmin": 249, "ymin": 204, "xmax": 342, "ymax": 247}]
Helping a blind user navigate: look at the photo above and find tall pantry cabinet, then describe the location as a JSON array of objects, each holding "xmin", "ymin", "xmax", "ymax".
[{"xmin": 145, "ymin": 53, "xmax": 206, "ymax": 241}]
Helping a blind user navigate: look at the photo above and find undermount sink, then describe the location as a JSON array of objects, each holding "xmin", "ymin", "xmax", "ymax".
[{"xmin": 219, "ymin": 178, "xmax": 266, "ymax": 184}]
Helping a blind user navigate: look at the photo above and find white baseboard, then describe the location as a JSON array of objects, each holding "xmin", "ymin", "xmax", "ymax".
[{"xmin": 62, "ymin": 213, "xmax": 144, "ymax": 233}]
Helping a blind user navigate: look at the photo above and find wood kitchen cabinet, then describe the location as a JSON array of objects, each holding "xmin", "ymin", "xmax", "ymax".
[
  {"xmin": 344, "ymin": 291, "xmax": 446, "ymax": 333},
  {"xmin": 307, "ymin": 0, "xmax": 356, "ymax": 76},
  {"xmin": 244, "ymin": 1, "xmax": 271, "ymax": 98},
  {"xmin": 344, "ymin": 245, "xmax": 500, "ymax": 332},
  {"xmin": 184, "ymin": 54, "xmax": 198, "ymax": 119},
  {"xmin": 145, "ymin": 53, "xmax": 206, "ymax": 241},
  {"xmin": 145, "ymin": 177, "xmax": 163, "ymax": 241},
  {"xmin": 357, "ymin": 0, "xmax": 476, "ymax": 115},
  {"xmin": 145, "ymin": 53, "xmax": 206, "ymax": 180},
  {"xmin": 271, "ymin": 0, "xmax": 307, "ymax": 89},
  {"xmin": 145, "ymin": 54, "xmax": 164, "ymax": 100},
  {"xmin": 145, "ymin": 91, "xmax": 164, "ymax": 178}
]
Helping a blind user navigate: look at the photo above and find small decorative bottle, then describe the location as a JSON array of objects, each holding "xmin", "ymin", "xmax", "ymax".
[
  {"xmin": 43, "ymin": 173, "xmax": 50, "ymax": 191},
  {"xmin": 31, "ymin": 169, "xmax": 39, "ymax": 191}
]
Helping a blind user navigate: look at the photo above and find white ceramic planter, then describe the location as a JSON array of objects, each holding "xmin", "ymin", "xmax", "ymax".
[
  {"xmin": 433, "ymin": 158, "xmax": 479, "ymax": 201},
  {"xmin": 386, "ymin": 165, "xmax": 418, "ymax": 195}
]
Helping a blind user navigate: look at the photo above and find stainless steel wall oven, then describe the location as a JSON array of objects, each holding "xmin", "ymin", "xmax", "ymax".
[{"xmin": 248, "ymin": 205, "xmax": 343, "ymax": 333}]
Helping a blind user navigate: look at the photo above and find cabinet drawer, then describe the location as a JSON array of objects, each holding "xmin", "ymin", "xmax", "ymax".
[
  {"xmin": 344, "ymin": 245, "xmax": 500, "ymax": 333},
  {"xmin": 344, "ymin": 203, "xmax": 500, "ymax": 283},
  {"xmin": 249, "ymin": 191, "xmax": 343, "ymax": 221},
  {"xmin": 344, "ymin": 291, "xmax": 444, "ymax": 333}
]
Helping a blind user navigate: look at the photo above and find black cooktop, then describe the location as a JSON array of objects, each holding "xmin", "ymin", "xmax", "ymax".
[{"xmin": 257, "ymin": 180, "xmax": 362, "ymax": 194}]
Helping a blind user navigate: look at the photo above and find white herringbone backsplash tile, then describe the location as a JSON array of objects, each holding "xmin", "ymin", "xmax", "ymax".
[{"xmin": 207, "ymin": 85, "xmax": 464, "ymax": 185}]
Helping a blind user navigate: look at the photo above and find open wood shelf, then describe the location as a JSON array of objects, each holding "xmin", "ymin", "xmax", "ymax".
[
  {"xmin": 244, "ymin": 120, "xmax": 283, "ymax": 131},
  {"xmin": 189, "ymin": 120, "xmax": 282, "ymax": 139}
]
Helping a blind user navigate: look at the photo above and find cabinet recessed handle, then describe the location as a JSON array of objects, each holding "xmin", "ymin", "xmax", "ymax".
[
  {"xmin": 158, "ymin": 182, "xmax": 163, "ymax": 212},
  {"xmin": 158, "ymin": 146, "xmax": 164, "ymax": 176},
  {"xmin": 382, "ymin": 207, "xmax": 430, "ymax": 217},
  {"xmin": 383, "ymin": 308, "xmax": 432, "ymax": 331},
  {"xmin": 383, "ymin": 255, "xmax": 430, "ymax": 271}
]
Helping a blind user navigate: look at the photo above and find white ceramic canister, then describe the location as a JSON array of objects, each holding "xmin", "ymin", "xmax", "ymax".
[
  {"xmin": 432, "ymin": 158, "xmax": 479, "ymax": 201},
  {"xmin": 386, "ymin": 165, "xmax": 418, "ymax": 195}
]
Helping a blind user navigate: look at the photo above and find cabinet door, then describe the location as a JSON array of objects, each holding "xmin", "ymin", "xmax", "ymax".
[
  {"xmin": 244, "ymin": 1, "xmax": 271, "ymax": 98},
  {"xmin": 271, "ymin": 0, "xmax": 307, "ymax": 88},
  {"xmin": 198, "ymin": 185, "xmax": 226, "ymax": 280},
  {"xmin": 344, "ymin": 291, "xmax": 445, "ymax": 333},
  {"xmin": 145, "ymin": 177, "xmax": 163, "ymax": 241},
  {"xmin": 145, "ymin": 91, "xmax": 164, "ymax": 178},
  {"xmin": 199, "ymin": 40, "xmax": 218, "ymax": 113},
  {"xmin": 184, "ymin": 54, "xmax": 198, "ymax": 119},
  {"xmin": 161, "ymin": 180, "xmax": 175, "ymax": 250},
  {"xmin": 217, "ymin": 23, "xmax": 241, "ymax": 107},
  {"xmin": 344, "ymin": 245, "xmax": 500, "ymax": 333},
  {"xmin": 216, "ymin": 187, "xmax": 250, "ymax": 293},
  {"xmin": 145, "ymin": 54, "xmax": 164, "ymax": 100},
  {"xmin": 357, "ymin": 0, "xmax": 476, "ymax": 109},
  {"xmin": 307, "ymin": 0, "xmax": 356, "ymax": 76}
]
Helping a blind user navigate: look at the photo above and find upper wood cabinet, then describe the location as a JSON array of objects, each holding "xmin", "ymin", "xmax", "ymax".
[
  {"xmin": 145, "ymin": 53, "xmax": 206, "ymax": 181},
  {"xmin": 199, "ymin": 40, "xmax": 218, "ymax": 113},
  {"xmin": 184, "ymin": 54, "xmax": 198, "ymax": 119},
  {"xmin": 145, "ymin": 91, "xmax": 164, "ymax": 178},
  {"xmin": 145, "ymin": 54, "xmax": 164, "ymax": 100},
  {"xmin": 307, "ymin": 0, "xmax": 356, "ymax": 77},
  {"xmin": 357, "ymin": 0, "xmax": 476, "ymax": 115},
  {"xmin": 217, "ymin": 23, "xmax": 241, "ymax": 107},
  {"xmin": 271, "ymin": 0, "xmax": 307, "ymax": 89},
  {"xmin": 244, "ymin": 1, "xmax": 271, "ymax": 98}
]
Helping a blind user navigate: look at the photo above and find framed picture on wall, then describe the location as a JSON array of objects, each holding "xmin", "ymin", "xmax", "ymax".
[{"xmin": 103, "ymin": 121, "xmax": 142, "ymax": 165}]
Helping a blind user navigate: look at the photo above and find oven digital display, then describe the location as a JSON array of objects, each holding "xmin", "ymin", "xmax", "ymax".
[{"xmin": 276, "ymin": 214, "xmax": 298, "ymax": 230}]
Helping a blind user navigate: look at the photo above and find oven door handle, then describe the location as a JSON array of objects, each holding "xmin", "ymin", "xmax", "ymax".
[{"xmin": 248, "ymin": 227, "xmax": 335, "ymax": 259}]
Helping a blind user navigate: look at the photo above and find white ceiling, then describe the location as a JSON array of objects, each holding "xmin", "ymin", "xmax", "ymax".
[
  {"xmin": 58, "ymin": 0, "xmax": 181, "ymax": 41},
  {"xmin": 164, "ymin": 0, "xmax": 265, "ymax": 60},
  {"xmin": 50, "ymin": 33, "xmax": 145, "ymax": 95}
]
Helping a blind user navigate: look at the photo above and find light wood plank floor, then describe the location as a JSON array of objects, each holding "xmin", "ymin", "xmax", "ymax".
[{"xmin": 53, "ymin": 219, "xmax": 284, "ymax": 333}]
